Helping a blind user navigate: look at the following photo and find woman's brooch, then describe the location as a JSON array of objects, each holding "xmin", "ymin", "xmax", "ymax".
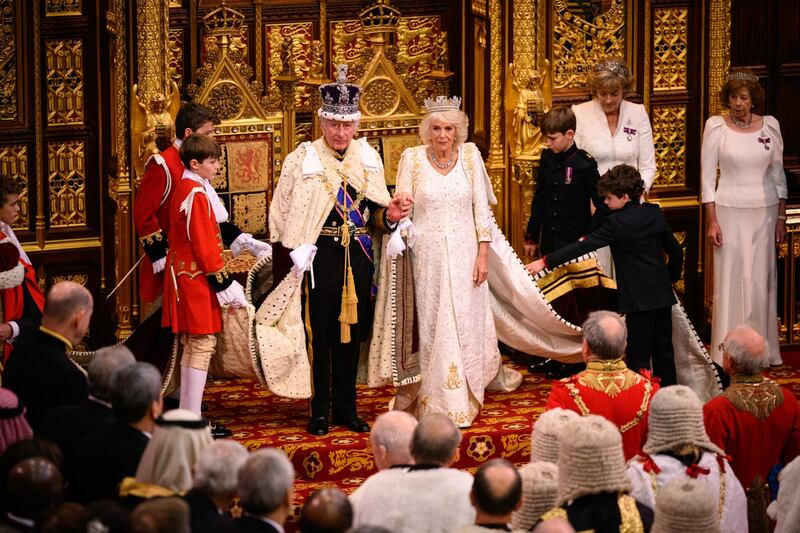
[
  {"xmin": 758, "ymin": 136, "xmax": 771, "ymax": 151},
  {"xmin": 623, "ymin": 126, "xmax": 637, "ymax": 142}
]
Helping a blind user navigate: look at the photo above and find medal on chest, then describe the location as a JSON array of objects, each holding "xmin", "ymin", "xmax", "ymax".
[{"xmin": 564, "ymin": 166, "xmax": 573, "ymax": 185}]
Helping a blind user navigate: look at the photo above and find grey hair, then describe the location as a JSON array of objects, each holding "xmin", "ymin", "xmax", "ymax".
[
  {"xmin": 371, "ymin": 411, "xmax": 417, "ymax": 464},
  {"xmin": 193, "ymin": 440, "xmax": 250, "ymax": 498},
  {"xmin": 88, "ymin": 345, "xmax": 136, "ymax": 402},
  {"xmin": 110, "ymin": 362, "xmax": 162, "ymax": 423},
  {"xmin": 411, "ymin": 413, "xmax": 461, "ymax": 465},
  {"xmin": 419, "ymin": 110, "xmax": 469, "ymax": 147},
  {"xmin": 726, "ymin": 337, "xmax": 769, "ymax": 375},
  {"xmin": 582, "ymin": 310, "xmax": 627, "ymax": 360},
  {"xmin": 238, "ymin": 448, "xmax": 294, "ymax": 515}
]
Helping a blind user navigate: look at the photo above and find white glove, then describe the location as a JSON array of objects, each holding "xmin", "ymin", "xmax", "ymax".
[
  {"xmin": 152, "ymin": 257, "xmax": 166, "ymax": 274},
  {"xmin": 215, "ymin": 280, "xmax": 248, "ymax": 308},
  {"xmin": 387, "ymin": 219, "xmax": 417, "ymax": 259},
  {"xmin": 290, "ymin": 243, "xmax": 317, "ymax": 277},
  {"xmin": 231, "ymin": 233, "xmax": 272, "ymax": 260}
]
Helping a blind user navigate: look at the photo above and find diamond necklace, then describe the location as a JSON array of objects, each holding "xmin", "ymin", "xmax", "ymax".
[
  {"xmin": 430, "ymin": 148, "xmax": 454, "ymax": 169},
  {"xmin": 730, "ymin": 112, "xmax": 752, "ymax": 129}
]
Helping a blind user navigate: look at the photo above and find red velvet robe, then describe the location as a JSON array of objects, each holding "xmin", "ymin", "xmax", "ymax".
[
  {"xmin": 161, "ymin": 173, "xmax": 226, "ymax": 335},
  {"xmin": 704, "ymin": 374, "xmax": 800, "ymax": 488},
  {"xmin": 0, "ymin": 234, "xmax": 45, "ymax": 363},
  {"xmin": 546, "ymin": 358, "xmax": 659, "ymax": 460},
  {"xmin": 133, "ymin": 145, "xmax": 184, "ymax": 303}
]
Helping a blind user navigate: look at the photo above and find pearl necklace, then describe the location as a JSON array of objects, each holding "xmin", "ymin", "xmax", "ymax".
[
  {"xmin": 430, "ymin": 148, "xmax": 454, "ymax": 169},
  {"xmin": 730, "ymin": 112, "xmax": 752, "ymax": 129}
]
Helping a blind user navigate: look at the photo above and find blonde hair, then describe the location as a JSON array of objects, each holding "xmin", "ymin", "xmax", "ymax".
[
  {"xmin": 587, "ymin": 58, "xmax": 634, "ymax": 96},
  {"xmin": 419, "ymin": 110, "xmax": 469, "ymax": 147}
]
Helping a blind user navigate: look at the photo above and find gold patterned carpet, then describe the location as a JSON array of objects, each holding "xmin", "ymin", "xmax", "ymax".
[{"xmin": 203, "ymin": 354, "xmax": 800, "ymax": 528}]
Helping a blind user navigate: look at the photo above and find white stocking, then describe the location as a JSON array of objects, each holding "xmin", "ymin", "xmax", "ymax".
[{"xmin": 179, "ymin": 366, "xmax": 208, "ymax": 414}]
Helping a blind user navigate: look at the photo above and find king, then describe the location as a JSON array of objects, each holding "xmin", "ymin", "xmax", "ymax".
[{"xmin": 268, "ymin": 65, "xmax": 411, "ymax": 435}]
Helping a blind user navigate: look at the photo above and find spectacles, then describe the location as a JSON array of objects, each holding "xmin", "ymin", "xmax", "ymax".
[{"xmin": 718, "ymin": 342, "xmax": 726, "ymax": 353}]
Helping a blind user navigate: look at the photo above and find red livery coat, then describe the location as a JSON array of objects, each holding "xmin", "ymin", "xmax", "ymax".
[
  {"xmin": 161, "ymin": 174, "xmax": 226, "ymax": 335},
  {"xmin": 546, "ymin": 359, "xmax": 659, "ymax": 460},
  {"xmin": 703, "ymin": 375, "xmax": 800, "ymax": 488},
  {"xmin": 133, "ymin": 145, "xmax": 184, "ymax": 303}
]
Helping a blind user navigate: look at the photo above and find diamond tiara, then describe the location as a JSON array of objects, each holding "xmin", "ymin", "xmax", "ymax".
[
  {"xmin": 423, "ymin": 95, "xmax": 462, "ymax": 113},
  {"xmin": 727, "ymin": 70, "xmax": 759, "ymax": 83},
  {"xmin": 595, "ymin": 60, "xmax": 629, "ymax": 77}
]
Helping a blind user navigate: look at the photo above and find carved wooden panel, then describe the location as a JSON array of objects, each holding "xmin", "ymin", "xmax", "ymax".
[
  {"xmin": 47, "ymin": 139, "xmax": 87, "ymax": 228},
  {"xmin": 651, "ymin": 104, "xmax": 687, "ymax": 187},
  {"xmin": 45, "ymin": 0, "xmax": 81, "ymax": 16},
  {"xmin": 0, "ymin": 143, "xmax": 29, "ymax": 229},
  {"xmin": 652, "ymin": 7, "xmax": 688, "ymax": 92},
  {"xmin": 0, "ymin": 0, "xmax": 20, "ymax": 124},
  {"xmin": 46, "ymin": 39, "xmax": 85, "ymax": 126},
  {"xmin": 265, "ymin": 22, "xmax": 313, "ymax": 109}
]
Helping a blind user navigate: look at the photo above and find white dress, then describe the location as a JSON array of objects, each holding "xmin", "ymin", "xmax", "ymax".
[
  {"xmin": 393, "ymin": 143, "xmax": 510, "ymax": 427},
  {"xmin": 701, "ymin": 115, "xmax": 787, "ymax": 365},
  {"xmin": 573, "ymin": 99, "xmax": 657, "ymax": 273}
]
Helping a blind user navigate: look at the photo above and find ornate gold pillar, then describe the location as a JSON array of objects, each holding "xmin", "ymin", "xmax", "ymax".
[{"xmin": 485, "ymin": 0, "xmax": 505, "ymax": 226}]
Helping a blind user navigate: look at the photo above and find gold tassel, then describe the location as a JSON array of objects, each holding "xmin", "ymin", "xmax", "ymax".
[
  {"xmin": 344, "ymin": 266, "xmax": 359, "ymax": 322},
  {"xmin": 339, "ymin": 312, "xmax": 352, "ymax": 344}
]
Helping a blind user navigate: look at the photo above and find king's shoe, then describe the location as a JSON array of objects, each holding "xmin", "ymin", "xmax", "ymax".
[
  {"xmin": 307, "ymin": 416, "xmax": 329, "ymax": 436},
  {"xmin": 333, "ymin": 413, "xmax": 370, "ymax": 433},
  {"xmin": 210, "ymin": 423, "xmax": 232, "ymax": 439}
]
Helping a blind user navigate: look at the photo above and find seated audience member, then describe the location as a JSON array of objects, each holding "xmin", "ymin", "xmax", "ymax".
[
  {"xmin": 0, "ymin": 437, "xmax": 63, "ymax": 515},
  {"xmin": 234, "ymin": 448, "xmax": 295, "ymax": 533},
  {"xmin": 3, "ymin": 281, "xmax": 92, "ymax": 429},
  {"xmin": 461, "ymin": 458, "xmax": 522, "ymax": 532},
  {"xmin": 40, "ymin": 502, "xmax": 85, "ymax": 533},
  {"xmin": 130, "ymin": 497, "xmax": 190, "ymax": 533},
  {"xmin": 512, "ymin": 462, "xmax": 559, "ymax": 531},
  {"xmin": 650, "ymin": 478, "xmax": 719, "ymax": 533},
  {"xmin": 0, "ymin": 389, "xmax": 32, "ymax": 455},
  {"xmin": 299, "ymin": 488, "xmax": 353, "ymax": 533},
  {"xmin": 530, "ymin": 408, "xmax": 579, "ymax": 464},
  {"xmin": 39, "ymin": 345, "xmax": 135, "ymax": 478},
  {"xmin": 541, "ymin": 415, "xmax": 653, "ymax": 531},
  {"xmin": 703, "ymin": 324, "xmax": 800, "ymax": 524},
  {"xmin": 122, "ymin": 409, "xmax": 213, "ymax": 501},
  {"xmin": 2, "ymin": 457, "xmax": 63, "ymax": 531},
  {"xmin": 768, "ymin": 455, "xmax": 800, "ymax": 533},
  {"xmin": 184, "ymin": 439, "xmax": 249, "ymax": 533},
  {"xmin": 627, "ymin": 385, "xmax": 746, "ymax": 533},
  {"xmin": 351, "ymin": 413, "xmax": 475, "ymax": 532},
  {"xmin": 349, "ymin": 411, "xmax": 417, "ymax": 508},
  {"xmin": 80, "ymin": 500, "xmax": 131, "ymax": 533},
  {"xmin": 71, "ymin": 362, "xmax": 163, "ymax": 503},
  {"xmin": 546, "ymin": 311, "xmax": 659, "ymax": 460}
]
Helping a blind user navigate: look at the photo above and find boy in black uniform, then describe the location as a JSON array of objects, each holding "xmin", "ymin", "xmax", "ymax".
[
  {"xmin": 527, "ymin": 164, "xmax": 684, "ymax": 386},
  {"xmin": 523, "ymin": 106, "xmax": 607, "ymax": 258}
]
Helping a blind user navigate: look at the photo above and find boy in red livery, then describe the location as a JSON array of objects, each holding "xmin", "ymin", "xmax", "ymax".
[{"xmin": 162, "ymin": 134, "xmax": 254, "ymax": 413}]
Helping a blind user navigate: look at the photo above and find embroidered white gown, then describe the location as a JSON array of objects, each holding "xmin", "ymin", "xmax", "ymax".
[{"xmin": 393, "ymin": 144, "xmax": 518, "ymax": 427}]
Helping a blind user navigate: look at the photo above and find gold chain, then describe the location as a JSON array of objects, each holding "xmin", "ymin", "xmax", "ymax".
[{"xmin": 319, "ymin": 169, "xmax": 370, "ymax": 219}]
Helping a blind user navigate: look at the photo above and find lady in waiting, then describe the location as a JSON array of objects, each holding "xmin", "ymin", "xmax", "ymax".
[
  {"xmin": 573, "ymin": 58, "xmax": 657, "ymax": 191},
  {"xmin": 391, "ymin": 96, "xmax": 521, "ymax": 427},
  {"xmin": 702, "ymin": 70, "xmax": 787, "ymax": 366}
]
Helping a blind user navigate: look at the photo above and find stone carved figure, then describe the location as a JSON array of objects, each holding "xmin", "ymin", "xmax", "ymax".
[{"xmin": 132, "ymin": 91, "xmax": 175, "ymax": 177}]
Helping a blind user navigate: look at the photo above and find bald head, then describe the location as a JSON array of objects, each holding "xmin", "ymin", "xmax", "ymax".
[
  {"xmin": 299, "ymin": 487, "xmax": 352, "ymax": 533},
  {"xmin": 582, "ymin": 311, "xmax": 627, "ymax": 360},
  {"xmin": 411, "ymin": 413, "xmax": 461, "ymax": 466},
  {"xmin": 370, "ymin": 411, "xmax": 418, "ymax": 470},
  {"xmin": 724, "ymin": 325, "xmax": 769, "ymax": 375},
  {"xmin": 6, "ymin": 457, "xmax": 63, "ymax": 520},
  {"xmin": 471, "ymin": 458, "xmax": 522, "ymax": 519},
  {"xmin": 532, "ymin": 518, "xmax": 576, "ymax": 533},
  {"xmin": 42, "ymin": 281, "xmax": 93, "ymax": 344}
]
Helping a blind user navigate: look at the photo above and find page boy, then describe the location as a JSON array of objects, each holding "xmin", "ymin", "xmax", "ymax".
[
  {"xmin": 162, "ymin": 133, "xmax": 252, "ymax": 413},
  {"xmin": 527, "ymin": 164, "xmax": 683, "ymax": 386},
  {"xmin": 523, "ymin": 106, "xmax": 607, "ymax": 258}
]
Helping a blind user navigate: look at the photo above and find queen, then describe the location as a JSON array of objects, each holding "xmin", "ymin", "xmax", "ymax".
[{"xmin": 391, "ymin": 96, "xmax": 521, "ymax": 427}]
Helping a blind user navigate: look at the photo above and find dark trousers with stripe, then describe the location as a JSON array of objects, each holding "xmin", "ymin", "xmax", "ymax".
[{"xmin": 303, "ymin": 239, "xmax": 373, "ymax": 419}]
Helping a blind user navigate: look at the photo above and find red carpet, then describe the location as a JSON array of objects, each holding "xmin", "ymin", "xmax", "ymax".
[{"xmin": 203, "ymin": 355, "xmax": 800, "ymax": 527}]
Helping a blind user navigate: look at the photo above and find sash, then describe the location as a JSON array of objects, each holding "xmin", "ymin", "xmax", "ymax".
[{"xmin": 334, "ymin": 185, "xmax": 377, "ymax": 294}]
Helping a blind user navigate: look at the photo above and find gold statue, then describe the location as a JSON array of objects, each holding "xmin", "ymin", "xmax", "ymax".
[
  {"xmin": 280, "ymin": 36, "xmax": 294, "ymax": 76},
  {"xmin": 433, "ymin": 31, "xmax": 448, "ymax": 72},
  {"xmin": 130, "ymin": 82, "xmax": 180, "ymax": 179},
  {"xmin": 505, "ymin": 62, "xmax": 552, "ymax": 158},
  {"xmin": 309, "ymin": 39, "xmax": 325, "ymax": 79}
]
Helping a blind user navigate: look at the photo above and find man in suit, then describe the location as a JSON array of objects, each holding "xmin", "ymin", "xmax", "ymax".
[
  {"xmin": 463, "ymin": 459, "xmax": 523, "ymax": 532},
  {"xmin": 3, "ymin": 281, "xmax": 92, "ymax": 429},
  {"xmin": 38, "ymin": 345, "xmax": 136, "ymax": 477},
  {"xmin": 70, "ymin": 362, "xmax": 163, "ymax": 502},
  {"xmin": 528, "ymin": 163, "xmax": 683, "ymax": 386},
  {"xmin": 2, "ymin": 457, "xmax": 63, "ymax": 532},
  {"xmin": 299, "ymin": 488, "xmax": 353, "ymax": 533},
  {"xmin": 184, "ymin": 440, "xmax": 249, "ymax": 533},
  {"xmin": 234, "ymin": 448, "xmax": 294, "ymax": 533}
]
